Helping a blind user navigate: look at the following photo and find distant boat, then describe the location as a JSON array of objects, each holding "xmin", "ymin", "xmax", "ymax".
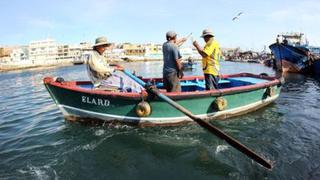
[
  {"xmin": 73, "ymin": 56, "xmax": 85, "ymax": 65},
  {"xmin": 312, "ymin": 59, "xmax": 320, "ymax": 76},
  {"xmin": 247, "ymin": 59, "xmax": 261, "ymax": 63},
  {"xmin": 263, "ymin": 59, "xmax": 273, "ymax": 67},
  {"xmin": 269, "ymin": 33, "xmax": 311, "ymax": 73},
  {"xmin": 182, "ymin": 58, "xmax": 196, "ymax": 70},
  {"xmin": 309, "ymin": 47, "xmax": 320, "ymax": 76}
]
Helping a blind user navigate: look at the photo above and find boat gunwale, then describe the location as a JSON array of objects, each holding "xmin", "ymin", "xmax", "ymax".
[
  {"xmin": 269, "ymin": 43, "xmax": 309, "ymax": 57},
  {"xmin": 43, "ymin": 73, "xmax": 281, "ymax": 100}
]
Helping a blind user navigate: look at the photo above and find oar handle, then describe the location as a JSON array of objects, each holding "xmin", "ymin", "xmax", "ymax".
[{"xmin": 185, "ymin": 33, "xmax": 192, "ymax": 39}]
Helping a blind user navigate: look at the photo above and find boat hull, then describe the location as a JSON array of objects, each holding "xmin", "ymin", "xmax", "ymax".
[
  {"xmin": 312, "ymin": 59, "xmax": 320, "ymax": 77},
  {"xmin": 182, "ymin": 62, "xmax": 196, "ymax": 70},
  {"xmin": 44, "ymin": 74, "xmax": 282, "ymax": 126},
  {"xmin": 269, "ymin": 43, "xmax": 309, "ymax": 73}
]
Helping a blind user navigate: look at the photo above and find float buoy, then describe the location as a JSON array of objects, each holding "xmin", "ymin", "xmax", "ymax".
[
  {"xmin": 260, "ymin": 73, "xmax": 269, "ymax": 77},
  {"xmin": 135, "ymin": 101, "xmax": 151, "ymax": 117},
  {"xmin": 214, "ymin": 97, "xmax": 228, "ymax": 111},
  {"xmin": 55, "ymin": 77, "xmax": 65, "ymax": 83},
  {"xmin": 266, "ymin": 87, "xmax": 276, "ymax": 97}
]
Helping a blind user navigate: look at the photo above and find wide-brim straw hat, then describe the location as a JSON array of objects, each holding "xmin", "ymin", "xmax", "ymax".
[
  {"xmin": 93, "ymin": 36, "xmax": 113, "ymax": 47},
  {"xmin": 200, "ymin": 29, "xmax": 214, "ymax": 38}
]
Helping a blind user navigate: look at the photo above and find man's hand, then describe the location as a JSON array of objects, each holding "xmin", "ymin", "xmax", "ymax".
[
  {"xmin": 176, "ymin": 37, "xmax": 188, "ymax": 47},
  {"xmin": 115, "ymin": 64, "xmax": 124, "ymax": 71},
  {"xmin": 192, "ymin": 40, "xmax": 199, "ymax": 47},
  {"xmin": 178, "ymin": 70, "xmax": 184, "ymax": 79},
  {"xmin": 181, "ymin": 37, "xmax": 187, "ymax": 43}
]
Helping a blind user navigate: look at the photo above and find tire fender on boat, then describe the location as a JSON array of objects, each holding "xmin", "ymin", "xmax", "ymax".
[
  {"xmin": 54, "ymin": 77, "xmax": 65, "ymax": 83},
  {"xmin": 135, "ymin": 101, "xmax": 151, "ymax": 117},
  {"xmin": 266, "ymin": 87, "xmax": 276, "ymax": 97},
  {"xmin": 214, "ymin": 97, "xmax": 228, "ymax": 111},
  {"xmin": 259, "ymin": 73, "xmax": 269, "ymax": 77}
]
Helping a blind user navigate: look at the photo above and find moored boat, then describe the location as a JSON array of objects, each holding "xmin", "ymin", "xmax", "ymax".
[
  {"xmin": 72, "ymin": 56, "xmax": 85, "ymax": 65},
  {"xmin": 43, "ymin": 73, "xmax": 282, "ymax": 126},
  {"xmin": 312, "ymin": 59, "xmax": 320, "ymax": 77},
  {"xmin": 309, "ymin": 47, "xmax": 320, "ymax": 76},
  {"xmin": 182, "ymin": 58, "xmax": 196, "ymax": 70},
  {"xmin": 269, "ymin": 33, "xmax": 310, "ymax": 73}
]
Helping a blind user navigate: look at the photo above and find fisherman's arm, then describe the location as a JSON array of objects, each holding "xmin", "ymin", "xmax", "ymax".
[
  {"xmin": 175, "ymin": 58, "xmax": 183, "ymax": 72},
  {"xmin": 175, "ymin": 37, "xmax": 187, "ymax": 47},
  {"xmin": 173, "ymin": 49, "xmax": 184, "ymax": 78},
  {"xmin": 109, "ymin": 63, "xmax": 124, "ymax": 71},
  {"xmin": 192, "ymin": 41, "xmax": 209, "ymax": 58}
]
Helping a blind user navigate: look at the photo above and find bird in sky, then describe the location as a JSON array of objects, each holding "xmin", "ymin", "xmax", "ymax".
[{"xmin": 232, "ymin": 12, "xmax": 243, "ymax": 21}]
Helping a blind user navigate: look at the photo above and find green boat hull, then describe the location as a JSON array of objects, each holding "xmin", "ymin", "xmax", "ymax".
[{"xmin": 43, "ymin": 74, "xmax": 282, "ymax": 126}]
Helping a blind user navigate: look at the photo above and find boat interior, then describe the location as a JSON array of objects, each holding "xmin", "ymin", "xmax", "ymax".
[
  {"xmin": 77, "ymin": 76, "xmax": 270, "ymax": 93},
  {"xmin": 155, "ymin": 77, "xmax": 269, "ymax": 92}
]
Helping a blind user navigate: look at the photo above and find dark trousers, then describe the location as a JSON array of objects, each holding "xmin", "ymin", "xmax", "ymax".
[
  {"xmin": 204, "ymin": 74, "xmax": 219, "ymax": 90},
  {"xmin": 163, "ymin": 71, "xmax": 181, "ymax": 92}
]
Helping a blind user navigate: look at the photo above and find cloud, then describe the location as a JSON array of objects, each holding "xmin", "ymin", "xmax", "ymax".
[
  {"xmin": 28, "ymin": 18, "xmax": 55, "ymax": 29},
  {"xmin": 64, "ymin": 0, "xmax": 117, "ymax": 22},
  {"xmin": 267, "ymin": 1, "xmax": 320, "ymax": 23},
  {"xmin": 18, "ymin": 16, "xmax": 57, "ymax": 30}
]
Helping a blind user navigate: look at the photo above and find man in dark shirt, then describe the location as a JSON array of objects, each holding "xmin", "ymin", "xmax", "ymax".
[{"xmin": 162, "ymin": 31, "xmax": 185, "ymax": 92}]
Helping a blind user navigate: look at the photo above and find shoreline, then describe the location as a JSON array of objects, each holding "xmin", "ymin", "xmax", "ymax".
[
  {"xmin": 0, "ymin": 62, "xmax": 75, "ymax": 73},
  {"xmin": 0, "ymin": 58, "xmax": 205, "ymax": 73},
  {"xmin": 0, "ymin": 59, "xmax": 162, "ymax": 73}
]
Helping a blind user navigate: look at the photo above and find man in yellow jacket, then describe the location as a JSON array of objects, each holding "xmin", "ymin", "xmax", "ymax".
[{"xmin": 192, "ymin": 28, "xmax": 220, "ymax": 90}]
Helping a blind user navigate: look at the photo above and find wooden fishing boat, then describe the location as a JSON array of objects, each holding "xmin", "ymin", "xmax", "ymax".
[
  {"xmin": 43, "ymin": 73, "xmax": 283, "ymax": 126},
  {"xmin": 269, "ymin": 33, "xmax": 320, "ymax": 74},
  {"xmin": 269, "ymin": 33, "xmax": 308, "ymax": 73}
]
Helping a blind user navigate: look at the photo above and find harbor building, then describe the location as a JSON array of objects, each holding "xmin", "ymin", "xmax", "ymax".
[
  {"xmin": 28, "ymin": 38, "xmax": 58, "ymax": 65},
  {"xmin": 0, "ymin": 47, "xmax": 12, "ymax": 58},
  {"xmin": 9, "ymin": 46, "xmax": 30, "ymax": 64},
  {"xmin": 0, "ymin": 47, "xmax": 13, "ymax": 63}
]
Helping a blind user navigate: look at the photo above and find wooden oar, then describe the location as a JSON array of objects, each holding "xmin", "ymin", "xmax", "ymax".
[
  {"xmin": 177, "ymin": 33, "xmax": 192, "ymax": 47},
  {"xmin": 122, "ymin": 69, "xmax": 273, "ymax": 169}
]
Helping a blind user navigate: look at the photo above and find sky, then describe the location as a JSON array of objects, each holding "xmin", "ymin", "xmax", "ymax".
[{"xmin": 1, "ymin": 0, "xmax": 320, "ymax": 50}]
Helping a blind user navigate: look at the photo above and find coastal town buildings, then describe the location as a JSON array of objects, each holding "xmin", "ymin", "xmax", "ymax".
[
  {"xmin": 9, "ymin": 46, "xmax": 29, "ymax": 63},
  {"xmin": 0, "ymin": 46, "xmax": 30, "ymax": 64},
  {"xmin": 57, "ymin": 44, "xmax": 83, "ymax": 61},
  {"xmin": 119, "ymin": 43, "xmax": 198, "ymax": 61},
  {"xmin": 0, "ymin": 37, "xmax": 270, "ymax": 71},
  {"xmin": 0, "ymin": 47, "xmax": 12, "ymax": 63},
  {"xmin": 0, "ymin": 39, "xmax": 95, "ymax": 70},
  {"xmin": 28, "ymin": 38, "xmax": 58, "ymax": 65},
  {"xmin": 0, "ymin": 47, "xmax": 12, "ymax": 58}
]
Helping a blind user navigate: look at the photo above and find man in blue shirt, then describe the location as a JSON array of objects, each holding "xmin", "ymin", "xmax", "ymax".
[{"xmin": 162, "ymin": 31, "xmax": 185, "ymax": 92}]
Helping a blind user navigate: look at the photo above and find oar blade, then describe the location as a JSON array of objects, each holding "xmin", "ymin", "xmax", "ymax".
[{"xmin": 195, "ymin": 119, "xmax": 273, "ymax": 169}]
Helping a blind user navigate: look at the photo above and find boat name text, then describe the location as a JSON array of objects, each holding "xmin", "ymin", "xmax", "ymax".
[{"xmin": 82, "ymin": 96, "xmax": 110, "ymax": 107}]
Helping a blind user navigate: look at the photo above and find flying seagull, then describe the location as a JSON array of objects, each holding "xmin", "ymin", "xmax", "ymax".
[{"xmin": 232, "ymin": 12, "xmax": 243, "ymax": 21}]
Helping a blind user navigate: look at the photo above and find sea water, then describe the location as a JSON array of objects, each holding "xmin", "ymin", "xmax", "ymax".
[{"xmin": 0, "ymin": 61, "xmax": 320, "ymax": 179}]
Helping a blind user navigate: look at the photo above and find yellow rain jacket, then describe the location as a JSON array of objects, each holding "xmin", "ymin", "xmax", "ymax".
[{"xmin": 202, "ymin": 38, "xmax": 220, "ymax": 76}]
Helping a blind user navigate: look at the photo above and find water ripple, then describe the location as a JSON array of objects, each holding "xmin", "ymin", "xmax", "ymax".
[{"xmin": 1, "ymin": 62, "xmax": 320, "ymax": 179}]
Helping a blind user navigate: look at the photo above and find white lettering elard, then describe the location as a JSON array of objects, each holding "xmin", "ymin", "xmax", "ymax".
[{"xmin": 82, "ymin": 96, "xmax": 110, "ymax": 106}]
